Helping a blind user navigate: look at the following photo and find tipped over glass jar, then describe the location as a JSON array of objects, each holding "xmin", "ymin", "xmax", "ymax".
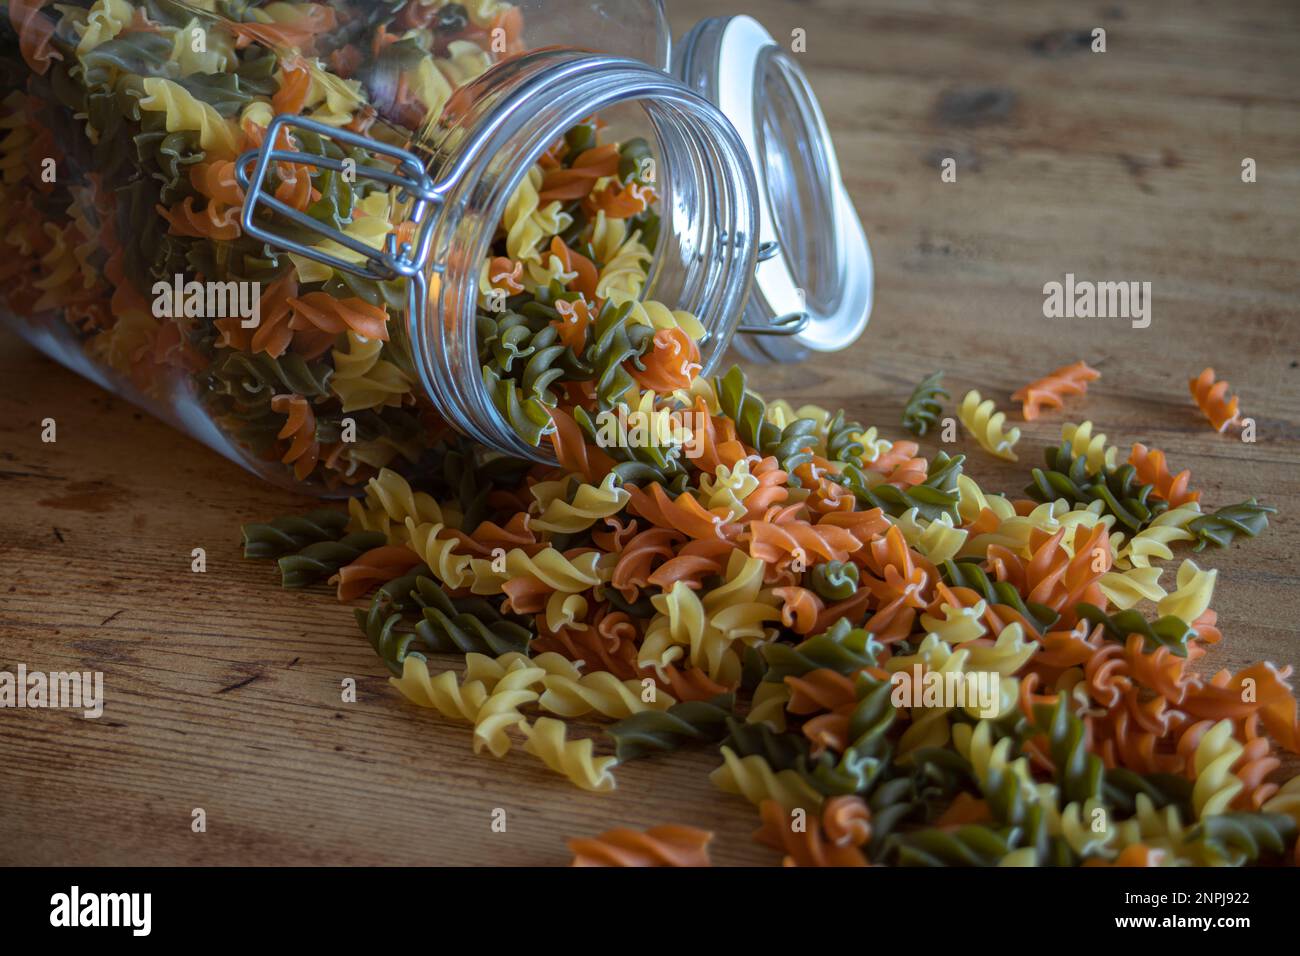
[{"xmin": 0, "ymin": 0, "xmax": 871, "ymax": 492}]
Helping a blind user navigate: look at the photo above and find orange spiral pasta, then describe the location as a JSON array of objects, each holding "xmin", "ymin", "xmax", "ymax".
[
  {"xmin": 987, "ymin": 524, "xmax": 1110, "ymax": 627},
  {"xmin": 646, "ymin": 538, "xmax": 735, "ymax": 592},
  {"xmin": 538, "ymin": 144, "xmax": 620, "ymax": 202},
  {"xmin": 547, "ymin": 405, "xmax": 616, "ymax": 482},
  {"xmin": 9, "ymin": 0, "xmax": 61, "ymax": 76},
  {"xmin": 1011, "ymin": 360, "xmax": 1100, "ymax": 421},
  {"xmin": 864, "ymin": 438, "xmax": 920, "ymax": 476},
  {"xmin": 690, "ymin": 401, "xmax": 750, "ymax": 473},
  {"xmin": 544, "ymin": 237, "xmax": 599, "ymax": 299},
  {"xmin": 1128, "ymin": 442, "xmax": 1200, "ymax": 507},
  {"xmin": 747, "ymin": 507, "xmax": 868, "ymax": 566},
  {"xmin": 287, "ymin": 291, "xmax": 390, "ymax": 343},
  {"xmin": 626, "ymin": 481, "xmax": 736, "ymax": 540},
  {"xmin": 446, "ymin": 513, "xmax": 541, "ymax": 558},
  {"xmin": 785, "ymin": 668, "xmax": 859, "ymax": 754},
  {"xmin": 568, "ymin": 824, "xmax": 713, "ymax": 867},
  {"xmin": 630, "ymin": 327, "xmax": 701, "ymax": 393},
  {"xmin": 272, "ymin": 59, "xmax": 313, "ymax": 115},
  {"xmin": 214, "ymin": 273, "xmax": 298, "ymax": 356},
  {"xmin": 485, "ymin": 256, "xmax": 525, "ymax": 294},
  {"xmin": 158, "ymin": 195, "xmax": 241, "ymax": 241},
  {"xmin": 1188, "ymin": 367, "xmax": 1242, "ymax": 432},
  {"xmin": 773, "ymin": 585, "xmax": 825, "ymax": 636},
  {"xmin": 333, "ymin": 544, "xmax": 423, "ymax": 601},
  {"xmin": 190, "ymin": 160, "xmax": 246, "ymax": 207},
  {"xmin": 754, "ymin": 797, "xmax": 871, "ymax": 867},
  {"xmin": 270, "ymin": 393, "xmax": 320, "ymax": 481},
  {"xmin": 550, "ymin": 296, "xmax": 593, "ymax": 355}
]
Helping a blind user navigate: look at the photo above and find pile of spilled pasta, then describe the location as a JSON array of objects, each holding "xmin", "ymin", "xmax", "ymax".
[
  {"xmin": 0, "ymin": 0, "xmax": 1295, "ymax": 867},
  {"xmin": 244, "ymin": 348, "xmax": 1297, "ymax": 866}
]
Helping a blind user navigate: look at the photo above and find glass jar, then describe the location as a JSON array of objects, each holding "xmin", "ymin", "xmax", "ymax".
[{"xmin": 0, "ymin": 0, "xmax": 871, "ymax": 492}]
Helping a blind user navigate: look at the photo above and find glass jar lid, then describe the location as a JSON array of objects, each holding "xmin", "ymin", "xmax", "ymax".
[{"xmin": 674, "ymin": 15, "xmax": 873, "ymax": 361}]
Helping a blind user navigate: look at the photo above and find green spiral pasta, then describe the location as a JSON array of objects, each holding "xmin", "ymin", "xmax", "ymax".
[
  {"xmin": 940, "ymin": 560, "xmax": 1060, "ymax": 635},
  {"xmin": 604, "ymin": 693, "xmax": 734, "ymax": 761},
  {"xmin": 1075, "ymin": 603, "xmax": 1197, "ymax": 656},
  {"xmin": 808, "ymin": 560, "xmax": 860, "ymax": 601},
  {"xmin": 901, "ymin": 371, "xmax": 948, "ymax": 436},
  {"xmin": 241, "ymin": 509, "xmax": 350, "ymax": 558},
  {"xmin": 1102, "ymin": 767, "xmax": 1193, "ymax": 818},
  {"xmin": 410, "ymin": 576, "xmax": 532, "ymax": 658},
  {"xmin": 1186, "ymin": 813, "xmax": 1297, "ymax": 865},
  {"xmin": 1026, "ymin": 441, "xmax": 1167, "ymax": 534},
  {"xmin": 842, "ymin": 451, "xmax": 964, "ymax": 522},
  {"xmin": 758, "ymin": 618, "xmax": 882, "ymax": 682},
  {"xmin": 1188, "ymin": 498, "xmax": 1277, "ymax": 551},
  {"xmin": 276, "ymin": 531, "xmax": 387, "ymax": 588},
  {"xmin": 887, "ymin": 824, "xmax": 1022, "ymax": 867},
  {"xmin": 1031, "ymin": 699, "xmax": 1104, "ymax": 806}
]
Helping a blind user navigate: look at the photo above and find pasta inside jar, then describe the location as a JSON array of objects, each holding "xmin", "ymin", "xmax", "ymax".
[{"xmin": 1, "ymin": 0, "xmax": 757, "ymax": 491}]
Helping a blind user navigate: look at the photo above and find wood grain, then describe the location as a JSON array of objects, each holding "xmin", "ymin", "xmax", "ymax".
[{"xmin": 1, "ymin": 0, "xmax": 1298, "ymax": 866}]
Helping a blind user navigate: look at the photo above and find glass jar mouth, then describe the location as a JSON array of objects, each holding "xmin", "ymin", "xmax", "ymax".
[{"xmin": 414, "ymin": 51, "xmax": 760, "ymax": 465}]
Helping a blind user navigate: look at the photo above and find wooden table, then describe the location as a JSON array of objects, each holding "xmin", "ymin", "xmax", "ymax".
[{"xmin": 2, "ymin": 0, "xmax": 1297, "ymax": 866}]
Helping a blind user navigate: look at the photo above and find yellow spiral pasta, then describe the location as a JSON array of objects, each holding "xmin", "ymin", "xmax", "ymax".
[
  {"xmin": 529, "ymin": 473, "xmax": 631, "ymax": 534},
  {"xmin": 463, "ymin": 0, "xmax": 512, "ymax": 26},
  {"xmin": 473, "ymin": 660, "xmax": 545, "ymax": 757},
  {"xmin": 296, "ymin": 58, "xmax": 366, "ymax": 127},
  {"xmin": 710, "ymin": 746, "xmax": 824, "ymax": 813},
  {"xmin": 1062, "ymin": 421, "xmax": 1116, "ymax": 475},
  {"xmin": 522, "ymin": 717, "xmax": 618, "ymax": 792},
  {"xmin": 464, "ymin": 650, "xmax": 578, "ymax": 689},
  {"xmin": 955, "ymin": 473, "xmax": 1016, "ymax": 527},
  {"xmin": 139, "ymin": 77, "xmax": 240, "ymax": 157},
  {"xmin": 1111, "ymin": 793, "xmax": 1196, "ymax": 863},
  {"xmin": 468, "ymin": 547, "xmax": 608, "ymax": 596},
  {"xmin": 640, "ymin": 552, "xmax": 779, "ymax": 685},
  {"xmin": 1114, "ymin": 503, "xmax": 1202, "ymax": 569},
  {"xmin": 167, "ymin": 17, "xmax": 237, "ymax": 76},
  {"xmin": 918, "ymin": 599, "xmax": 988, "ymax": 645},
  {"xmin": 437, "ymin": 39, "xmax": 493, "ymax": 85},
  {"xmin": 1261, "ymin": 775, "xmax": 1300, "ymax": 827},
  {"xmin": 1156, "ymin": 559, "xmax": 1217, "ymax": 622},
  {"xmin": 389, "ymin": 655, "xmax": 489, "ymax": 723},
  {"xmin": 543, "ymin": 591, "xmax": 588, "ymax": 635},
  {"xmin": 606, "ymin": 290, "xmax": 707, "ymax": 342},
  {"xmin": 75, "ymin": 0, "xmax": 132, "ymax": 56},
  {"xmin": 958, "ymin": 389, "xmax": 1021, "ymax": 462},
  {"xmin": 587, "ymin": 210, "xmax": 628, "ymax": 263},
  {"xmin": 288, "ymin": 191, "xmax": 394, "ymax": 283},
  {"xmin": 538, "ymin": 670, "xmax": 674, "ymax": 719},
  {"xmin": 1038, "ymin": 786, "xmax": 1117, "ymax": 860},
  {"xmin": 595, "ymin": 233, "xmax": 653, "ymax": 300},
  {"xmin": 746, "ymin": 681, "xmax": 790, "ymax": 732},
  {"xmin": 331, "ymin": 332, "xmax": 414, "ymax": 412},
  {"xmin": 502, "ymin": 166, "xmax": 569, "ymax": 262},
  {"xmin": 696, "ymin": 459, "xmax": 760, "ymax": 522},
  {"xmin": 348, "ymin": 467, "xmax": 451, "ymax": 540},
  {"xmin": 403, "ymin": 518, "xmax": 472, "ymax": 590},
  {"xmin": 1097, "ymin": 565, "xmax": 1166, "ymax": 610},
  {"xmin": 892, "ymin": 509, "xmax": 968, "ymax": 564},
  {"xmin": 32, "ymin": 223, "xmax": 88, "ymax": 311},
  {"xmin": 88, "ymin": 310, "xmax": 158, "ymax": 375},
  {"xmin": 1191, "ymin": 719, "xmax": 1243, "ymax": 818}
]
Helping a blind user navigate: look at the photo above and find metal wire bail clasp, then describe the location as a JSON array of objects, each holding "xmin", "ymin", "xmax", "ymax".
[{"xmin": 235, "ymin": 114, "xmax": 442, "ymax": 282}]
